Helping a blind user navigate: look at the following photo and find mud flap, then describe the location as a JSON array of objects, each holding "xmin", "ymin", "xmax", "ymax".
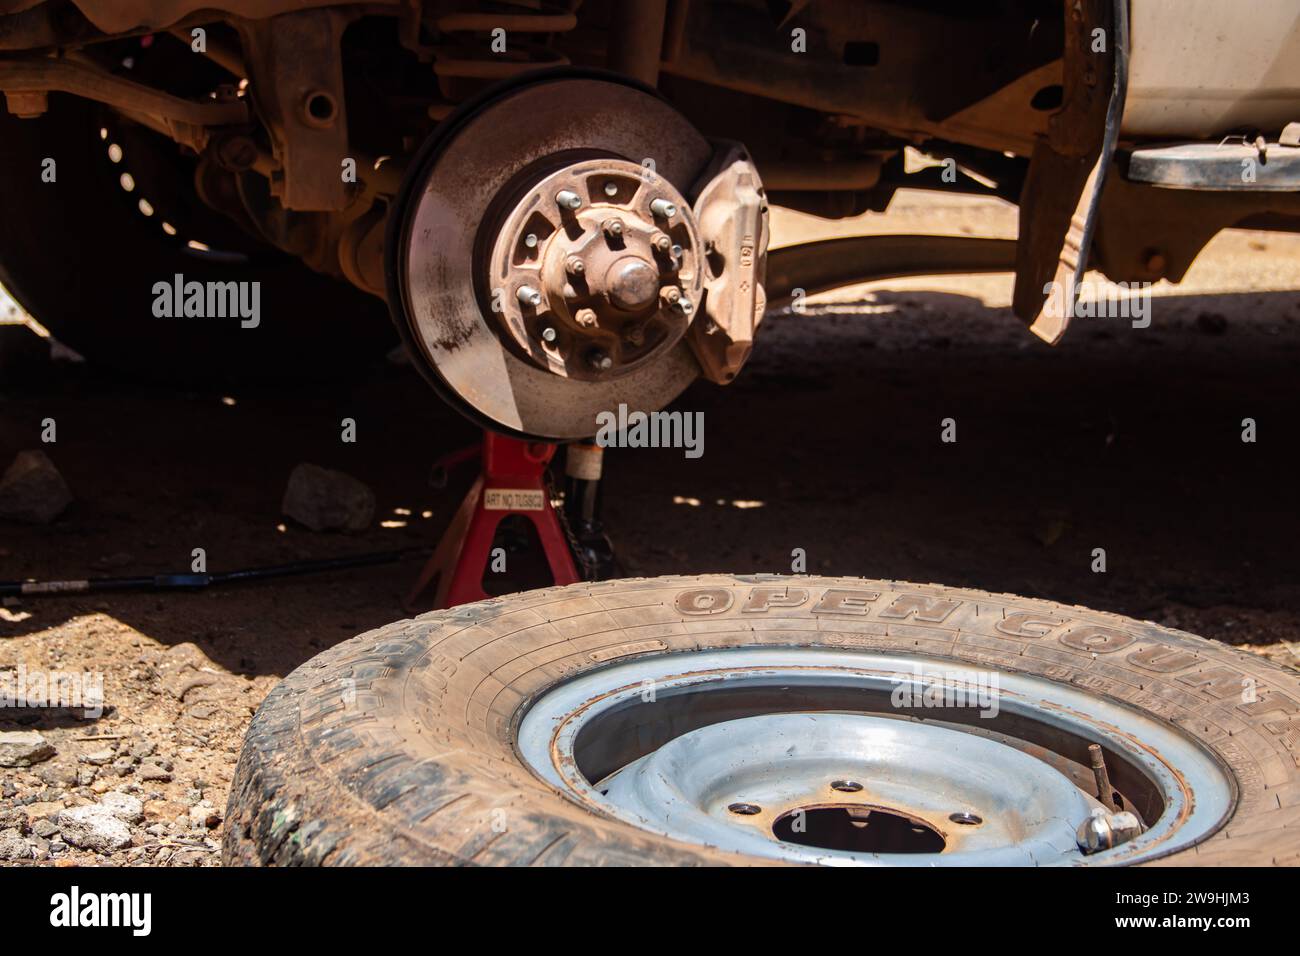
[{"xmin": 1012, "ymin": 0, "xmax": 1129, "ymax": 344}]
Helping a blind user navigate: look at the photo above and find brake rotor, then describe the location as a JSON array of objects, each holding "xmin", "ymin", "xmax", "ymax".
[{"xmin": 387, "ymin": 76, "xmax": 714, "ymax": 439}]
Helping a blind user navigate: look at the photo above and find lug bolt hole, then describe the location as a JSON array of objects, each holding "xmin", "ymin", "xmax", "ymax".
[
  {"xmin": 949, "ymin": 812, "xmax": 983, "ymax": 826},
  {"xmin": 728, "ymin": 802, "xmax": 761, "ymax": 816},
  {"xmin": 830, "ymin": 780, "xmax": 863, "ymax": 793}
]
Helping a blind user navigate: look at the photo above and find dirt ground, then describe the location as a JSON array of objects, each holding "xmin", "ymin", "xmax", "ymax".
[{"xmin": 2, "ymin": 192, "xmax": 1299, "ymax": 865}]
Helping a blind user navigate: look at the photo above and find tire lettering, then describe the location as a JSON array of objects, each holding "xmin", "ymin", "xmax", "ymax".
[
  {"xmin": 878, "ymin": 594, "xmax": 961, "ymax": 623},
  {"xmin": 812, "ymin": 589, "xmax": 880, "ymax": 615},
  {"xmin": 1058, "ymin": 625, "xmax": 1135, "ymax": 654},
  {"xmin": 674, "ymin": 588, "xmax": 733, "ymax": 615},
  {"xmin": 995, "ymin": 611, "xmax": 1065, "ymax": 638},
  {"xmin": 742, "ymin": 587, "xmax": 810, "ymax": 613},
  {"xmin": 1127, "ymin": 645, "xmax": 1200, "ymax": 674}
]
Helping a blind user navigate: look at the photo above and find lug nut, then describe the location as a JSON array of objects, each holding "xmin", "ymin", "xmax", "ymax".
[
  {"xmin": 565, "ymin": 256, "xmax": 586, "ymax": 277},
  {"xmin": 602, "ymin": 218, "xmax": 624, "ymax": 241},
  {"xmin": 556, "ymin": 189, "xmax": 582, "ymax": 211},
  {"xmin": 587, "ymin": 349, "xmax": 613, "ymax": 371},
  {"xmin": 660, "ymin": 286, "xmax": 682, "ymax": 306},
  {"xmin": 540, "ymin": 326, "xmax": 557, "ymax": 343},
  {"xmin": 523, "ymin": 233, "xmax": 539, "ymax": 249},
  {"xmin": 575, "ymin": 308, "xmax": 598, "ymax": 327},
  {"xmin": 1076, "ymin": 808, "xmax": 1142, "ymax": 854},
  {"xmin": 516, "ymin": 285, "xmax": 543, "ymax": 307},
  {"xmin": 650, "ymin": 198, "xmax": 677, "ymax": 219},
  {"xmin": 652, "ymin": 233, "xmax": 672, "ymax": 254},
  {"xmin": 675, "ymin": 296, "xmax": 694, "ymax": 315},
  {"xmin": 603, "ymin": 181, "xmax": 619, "ymax": 197},
  {"xmin": 671, "ymin": 244, "xmax": 683, "ymax": 259}
]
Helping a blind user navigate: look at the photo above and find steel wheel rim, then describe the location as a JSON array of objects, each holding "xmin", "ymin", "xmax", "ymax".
[{"xmin": 516, "ymin": 647, "xmax": 1236, "ymax": 866}]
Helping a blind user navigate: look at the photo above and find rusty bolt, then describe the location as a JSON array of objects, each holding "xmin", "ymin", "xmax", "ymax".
[
  {"xmin": 650, "ymin": 198, "xmax": 677, "ymax": 219},
  {"xmin": 624, "ymin": 323, "xmax": 646, "ymax": 346},
  {"xmin": 660, "ymin": 286, "xmax": 682, "ymax": 307},
  {"xmin": 602, "ymin": 218, "xmax": 624, "ymax": 241},
  {"xmin": 587, "ymin": 349, "xmax": 613, "ymax": 371},
  {"xmin": 517, "ymin": 285, "xmax": 543, "ymax": 308},
  {"xmin": 565, "ymin": 256, "xmax": 586, "ymax": 277},
  {"xmin": 556, "ymin": 189, "xmax": 582, "ymax": 211},
  {"xmin": 574, "ymin": 308, "xmax": 598, "ymax": 327},
  {"xmin": 652, "ymin": 233, "xmax": 672, "ymax": 254},
  {"xmin": 676, "ymin": 297, "xmax": 694, "ymax": 316}
]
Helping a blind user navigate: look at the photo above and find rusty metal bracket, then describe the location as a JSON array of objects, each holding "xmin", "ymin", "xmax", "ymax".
[
  {"xmin": 237, "ymin": 7, "xmax": 352, "ymax": 211},
  {"xmin": 1011, "ymin": 0, "xmax": 1128, "ymax": 344},
  {"xmin": 0, "ymin": 55, "xmax": 248, "ymax": 125}
]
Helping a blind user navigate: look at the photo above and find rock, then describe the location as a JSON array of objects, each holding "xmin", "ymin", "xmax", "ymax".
[
  {"xmin": 55, "ymin": 805, "xmax": 132, "ymax": 851},
  {"xmin": 0, "ymin": 829, "xmax": 33, "ymax": 861},
  {"xmin": 139, "ymin": 764, "xmax": 172, "ymax": 783},
  {"xmin": 130, "ymin": 739, "xmax": 157, "ymax": 760},
  {"xmin": 111, "ymin": 757, "xmax": 135, "ymax": 776},
  {"xmin": 0, "ymin": 730, "xmax": 55, "ymax": 767},
  {"xmin": 281, "ymin": 463, "xmax": 375, "ymax": 532},
  {"xmin": 0, "ymin": 450, "xmax": 72, "ymax": 523},
  {"xmin": 36, "ymin": 762, "xmax": 77, "ymax": 788},
  {"xmin": 32, "ymin": 818, "xmax": 59, "ymax": 839},
  {"xmin": 188, "ymin": 801, "xmax": 222, "ymax": 830},
  {"xmin": 0, "ymin": 808, "xmax": 28, "ymax": 832},
  {"xmin": 98, "ymin": 791, "xmax": 144, "ymax": 824},
  {"xmin": 79, "ymin": 747, "xmax": 115, "ymax": 766}
]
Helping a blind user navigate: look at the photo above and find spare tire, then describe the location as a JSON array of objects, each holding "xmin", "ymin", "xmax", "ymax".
[{"xmin": 224, "ymin": 575, "xmax": 1300, "ymax": 866}]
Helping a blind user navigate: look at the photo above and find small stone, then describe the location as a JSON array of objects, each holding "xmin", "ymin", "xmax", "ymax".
[
  {"xmin": 130, "ymin": 739, "xmax": 157, "ymax": 760},
  {"xmin": 281, "ymin": 463, "xmax": 375, "ymax": 532},
  {"xmin": 79, "ymin": 747, "xmax": 115, "ymax": 766},
  {"xmin": 188, "ymin": 801, "xmax": 222, "ymax": 830},
  {"xmin": 0, "ymin": 450, "xmax": 72, "ymax": 523},
  {"xmin": 0, "ymin": 730, "xmax": 55, "ymax": 767},
  {"xmin": 111, "ymin": 757, "xmax": 135, "ymax": 776},
  {"xmin": 36, "ymin": 762, "xmax": 77, "ymax": 788},
  {"xmin": 55, "ymin": 805, "xmax": 132, "ymax": 851},
  {"xmin": 98, "ymin": 791, "xmax": 144, "ymax": 824},
  {"xmin": 76, "ymin": 766, "xmax": 96, "ymax": 787},
  {"xmin": 0, "ymin": 829, "xmax": 34, "ymax": 861},
  {"xmin": 32, "ymin": 818, "xmax": 59, "ymax": 839},
  {"xmin": 139, "ymin": 764, "xmax": 172, "ymax": 783}
]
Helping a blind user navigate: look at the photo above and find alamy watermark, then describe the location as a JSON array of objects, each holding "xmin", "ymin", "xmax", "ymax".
[
  {"xmin": 889, "ymin": 664, "xmax": 999, "ymax": 718},
  {"xmin": 152, "ymin": 274, "xmax": 260, "ymax": 328},
  {"xmin": 1045, "ymin": 278, "xmax": 1152, "ymax": 329},
  {"xmin": 595, "ymin": 403, "xmax": 704, "ymax": 459},
  {"xmin": 0, "ymin": 666, "xmax": 103, "ymax": 718}
]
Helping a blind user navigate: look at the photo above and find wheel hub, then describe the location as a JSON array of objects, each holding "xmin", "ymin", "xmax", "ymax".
[{"xmin": 485, "ymin": 158, "xmax": 703, "ymax": 381}]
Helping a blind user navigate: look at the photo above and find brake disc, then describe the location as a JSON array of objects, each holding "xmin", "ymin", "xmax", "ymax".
[{"xmin": 387, "ymin": 75, "xmax": 718, "ymax": 440}]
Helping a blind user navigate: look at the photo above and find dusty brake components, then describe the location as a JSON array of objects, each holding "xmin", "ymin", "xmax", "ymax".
[{"xmin": 386, "ymin": 74, "xmax": 769, "ymax": 440}]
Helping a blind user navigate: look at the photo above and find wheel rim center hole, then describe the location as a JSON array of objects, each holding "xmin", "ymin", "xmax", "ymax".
[{"xmin": 771, "ymin": 805, "xmax": 947, "ymax": 854}]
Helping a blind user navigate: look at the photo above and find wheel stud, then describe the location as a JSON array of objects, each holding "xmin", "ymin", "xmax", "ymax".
[
  {"xmin": 602, "ymin": 218, "xmax": 624, "ymax": 242},
  {"xmin": 517, "ymin": 285, "xmax": 543, "ymax": 308},
  {"xmin": 565, "ymin": 256, "xmax": 586, "ymax": 278},
  {"xmin": 651, "ymin": 233, "xmax": 672, "ymax": 254},
  {"xmin": 523, "ymin": 233, "xmax": 539, "ymax": 249},
  {"xmin": 540, "ymin": 326, "xmax": 557, "ymax": 343},
  {"xmin": 575, "ymin": 308, "xmax": 598, "ymax": 328},
  {"xmin": 587, "ymin": 349, "xmax": 613, "ymax": 371},
  {"xmin": 603, "ymin": 181, "xmax": 619, "ymax": 197},
  {"xmin": 556, "ymin": 189, "xmax": 582, "ymax": 211},
  {"xmin": 650, "ymin": 198, "xmax": 677, "ymax": 219}
]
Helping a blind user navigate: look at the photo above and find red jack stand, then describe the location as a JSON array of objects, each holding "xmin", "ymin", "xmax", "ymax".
[{"xmin": 405, "ymin": 432, "xmax": 582, "ymax": 610}]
